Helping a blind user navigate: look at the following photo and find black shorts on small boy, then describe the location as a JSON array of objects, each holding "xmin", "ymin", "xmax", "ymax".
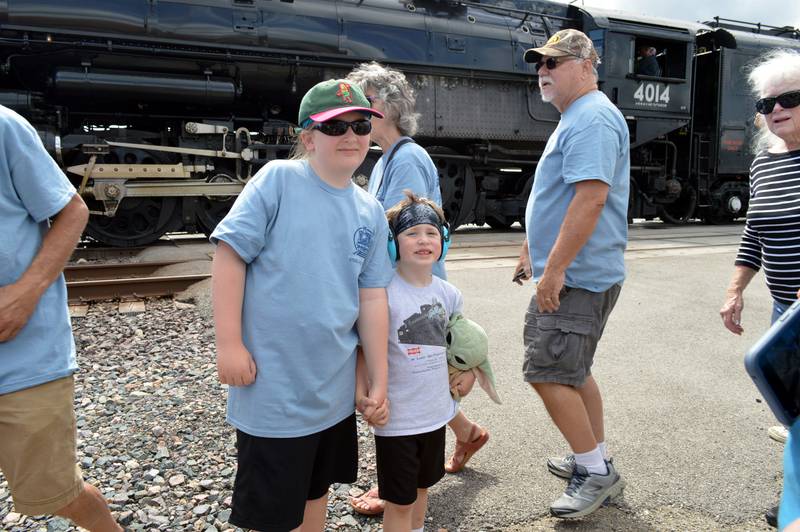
[
  {"xmin": 229, "ymin": 413, "xmax": 357, "ymax": 531},
  {"xmin": 375, "ymin": 425, "xmax": 446, "ymax": 505}
]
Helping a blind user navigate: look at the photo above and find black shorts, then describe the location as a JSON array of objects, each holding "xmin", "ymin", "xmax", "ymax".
[
  {"xmin": 229, "ymin": 414, "xmax": 357, "ymax": 531},
  {"xmin": 375, "ymin": 426, "xmax": 446, "ymax": 505}
]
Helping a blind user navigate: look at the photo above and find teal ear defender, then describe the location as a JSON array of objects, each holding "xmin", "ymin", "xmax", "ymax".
[{"xmin": 387, "ymin": 222, "xmax": 450, "ymax": 263}]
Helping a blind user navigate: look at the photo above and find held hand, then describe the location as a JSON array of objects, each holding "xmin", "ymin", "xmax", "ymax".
[
  {"xmin": 513, "ymin": 254, "xmax": 532, "ymax": 286},
  {"xmin": 369, "ymin": 397, "xmax": 390, "ymax": 427},
  {"xmin": 0, "ymin": 282, "xmax": 40, "ymax": 342},
  {"xmin": 536, "ymin": 269, "xmax": 565, "ymax": 313},
  {"xmin": 357, "ymin": 394, "xmax": 390, "ymax": 426},
  {"xmin": 217, "ymin": 342, "xmax": 257, "ymax": 386},
  {"xmin": 720, "ymin": 289, "xmax": 744, "ymax": 335},
  {"xmin": 450, "ymin": 370, "xmax": 476, "ymax": 398}
]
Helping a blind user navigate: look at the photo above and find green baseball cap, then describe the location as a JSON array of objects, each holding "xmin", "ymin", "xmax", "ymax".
[{"xmin": 298, "ymin": 79, "xmax": 384, "ymax": 127}]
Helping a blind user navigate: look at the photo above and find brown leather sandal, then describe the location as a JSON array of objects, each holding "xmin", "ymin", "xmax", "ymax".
[{"xmin": 445, "ymin": 426, "xmax": 489, "ymax": 473}]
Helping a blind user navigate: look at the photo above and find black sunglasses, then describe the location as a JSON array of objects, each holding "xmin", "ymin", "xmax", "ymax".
[
  {"xmin": 312, "ymin": 119, "xmax": 372, "ymax": 136},
  {"xmin": 755, "ymin": 90, "xmax": 800, "ymax": 115},
  {"xmin": 535, "ymin": 55, "xmax": 581, "ymax": 73}
]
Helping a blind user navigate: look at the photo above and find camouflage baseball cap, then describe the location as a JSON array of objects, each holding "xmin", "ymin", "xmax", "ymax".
[
  {"xmin": 298, "ymin": 79, "xmax": 383, "ymax": 127},
  {"xmin": 523, "ymin": 29, "xmax": 600, "ymax": 65}
]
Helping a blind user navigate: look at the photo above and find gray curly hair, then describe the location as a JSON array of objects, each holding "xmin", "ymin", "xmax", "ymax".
[
  {"xmin": 346, "ymin": 62, "xmax": 420, "ymax": 137},
  {"xmin": 748, "ymin": 48, "xmax": 800, "ymax": 153}
]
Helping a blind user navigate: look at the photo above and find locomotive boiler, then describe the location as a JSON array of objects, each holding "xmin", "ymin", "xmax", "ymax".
[{"xmin": 0, "ymin": 1, "xmax": 798, "ymax": 246}]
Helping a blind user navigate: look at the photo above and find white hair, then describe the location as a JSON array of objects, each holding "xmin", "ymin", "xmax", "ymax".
[
  {"xmin": 346, "ymin": 61, "xmax": 420, "ymax": 137},
  {"xmin": 748, "ymin": 48, "xmax": 800, "ymax": 153}
]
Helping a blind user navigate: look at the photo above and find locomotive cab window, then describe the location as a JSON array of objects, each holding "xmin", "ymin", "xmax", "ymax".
[{"xmin": 629, "ymin": 38, "xmax": 687, "ymax": 80}]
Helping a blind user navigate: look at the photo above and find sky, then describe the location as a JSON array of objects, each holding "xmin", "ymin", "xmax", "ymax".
[{"xmin": 552, "ymin": 0, "xmax": 800, "ymax": 31}]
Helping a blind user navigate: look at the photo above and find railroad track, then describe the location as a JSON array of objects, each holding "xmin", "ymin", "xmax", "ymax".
[
  {"xmin": 66, "ymin": 225, "xmax": 744, "ymax": 302},
  {"xmin": 65, "ymin": 260, "xmax": 210, "ymax": 302}
]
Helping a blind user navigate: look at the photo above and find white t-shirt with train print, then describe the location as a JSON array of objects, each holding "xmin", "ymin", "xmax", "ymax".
[{"xmin": 374, "ymin": 272, "xmax": 462, "ymax": 437}]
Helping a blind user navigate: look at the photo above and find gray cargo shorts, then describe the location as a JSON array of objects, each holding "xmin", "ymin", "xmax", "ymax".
[{"xmin": 523, "ymin": 284, "xmax": 621, "ymax": 387}]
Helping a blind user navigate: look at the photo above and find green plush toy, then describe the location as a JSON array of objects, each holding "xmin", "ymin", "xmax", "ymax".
[{"xmin": 446, "ymin": 313, "xmax": 501, "ymax": 404}]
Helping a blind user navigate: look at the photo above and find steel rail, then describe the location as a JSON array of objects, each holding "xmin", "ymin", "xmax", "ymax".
[
  {"xmin": 64, "ymin": 261, "xmax": 190, "ymax": 281},
  {"xmin": 67, "ymin": 274, "xmax": 210, "ymax": 302}
]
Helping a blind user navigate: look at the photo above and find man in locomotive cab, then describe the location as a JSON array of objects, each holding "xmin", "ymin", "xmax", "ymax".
[
  {"xmin": 514, "ymin": 29, "xmax": 630, "ymax": 519},
  {"xmin": 636, "ymin": 45, "xmax": 662, "ymax": 77},
  {"xmin": 0, "ymin": 105, "xmax": 122, "ymax": 531}
]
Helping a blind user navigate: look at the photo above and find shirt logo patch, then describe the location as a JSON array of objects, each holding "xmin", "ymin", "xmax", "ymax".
[
  {"xmin": 407, "ymin": 347, "xmax": 421, "ymax": 356},
  {"xmin": 353, "ymin": 227, "xmax": 374, "ymax": 259}
]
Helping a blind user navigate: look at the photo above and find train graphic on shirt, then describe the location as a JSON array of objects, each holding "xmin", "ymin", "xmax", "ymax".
[{"xmin": 397, "ymin": 302, "xmax": 447, "ymax": 347}]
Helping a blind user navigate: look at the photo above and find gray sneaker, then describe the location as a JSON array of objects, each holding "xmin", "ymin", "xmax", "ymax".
[
  {"xmin": 546, "ymin": 453, "xmax": 576, "ymax": 479},
  {"xmin": 547, "ymin": 454, "xmax": 613, "ymax": 480},
  {"xmin": 550, "ymin": 461, "xmax": 625, "ymax": 519}
]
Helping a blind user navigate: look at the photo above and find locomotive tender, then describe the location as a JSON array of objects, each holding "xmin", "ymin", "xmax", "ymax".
[{"xmin": 0, "ymin": 1, "xmax": 798, "ymax": 246}]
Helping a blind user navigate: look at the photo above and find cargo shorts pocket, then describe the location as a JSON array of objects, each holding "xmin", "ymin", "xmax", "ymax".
[{"xmin": 530, "ymin": 314, "xmax": 592, "ymax": 371}]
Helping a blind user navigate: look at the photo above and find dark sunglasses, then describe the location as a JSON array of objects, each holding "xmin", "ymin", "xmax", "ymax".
[
  {"xmin": 312, "ymin": 119, "xmax": 372, "ymax": 136},
  {"xmin": 535, "ymin": 55, "xmax": 580, "ymax": 73},
  {"xmin": 755, "ymin": 90, "xmax": 800, "ymax": 115}
]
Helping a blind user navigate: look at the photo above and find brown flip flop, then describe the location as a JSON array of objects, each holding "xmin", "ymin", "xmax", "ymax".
[{"xmin": 445, "ymin": 427, "xmax": 489, "ymax": 473}]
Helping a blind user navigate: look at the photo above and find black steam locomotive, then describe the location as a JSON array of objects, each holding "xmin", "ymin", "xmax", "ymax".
[{"xmin": 0, "ymin": 1, "xmax": 798, "ymax": 246}]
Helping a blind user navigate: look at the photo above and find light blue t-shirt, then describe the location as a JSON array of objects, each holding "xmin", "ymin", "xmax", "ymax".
[
  {"xmin": 210, "ymin": 159, "xmax": 394, "ymax": 438},
  {"xmin": 780, "ymin": 419, "xmax": 800, "ymax": 529},
  {"xmin": 0, "ymin": 106, "xmax": 77, "ymax": 395},
  {"xmin": 368, "ymin": 138, "xmax": 446, "ymax": 279},
  {"xmin": 525, "ymin": 90, "xmax": 629, "ymax": 292}
]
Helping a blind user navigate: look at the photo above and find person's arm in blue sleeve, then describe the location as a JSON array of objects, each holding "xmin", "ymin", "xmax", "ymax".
[{"xmin": 0, "ymin": 194, "xmax": 88, "ymax": 342}]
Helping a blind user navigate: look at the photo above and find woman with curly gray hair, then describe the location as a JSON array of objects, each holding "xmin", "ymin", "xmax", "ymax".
[
  {"xmin": 719, "ymin": 48, "xmax": 800, "ymax": 530},
  {"xmin": 346, "ymin": 62, "xmax": 441, "ymax": 214},
  {"xmin": 346, "ymin": 62, "xmax": 490, "ymax": 519}
]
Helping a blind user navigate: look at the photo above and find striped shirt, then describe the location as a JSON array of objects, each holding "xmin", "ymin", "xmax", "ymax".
[{"xmin": 735, "ymin": 149, "xmax": 800, "ymax": 305}]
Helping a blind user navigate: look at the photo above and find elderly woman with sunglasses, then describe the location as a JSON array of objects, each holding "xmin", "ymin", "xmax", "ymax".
[
  {"xmin": 719, "ymin": 48, "xmax": 800, "ymax": 531},
  {"xmin": 346, "ymin": 62, "xmax": 491, "ymax": 517}
]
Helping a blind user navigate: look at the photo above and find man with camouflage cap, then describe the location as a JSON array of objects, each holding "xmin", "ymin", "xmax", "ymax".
[{"xmin": 514, "ymin": 28, "xmax": 630, "ymax": 518}]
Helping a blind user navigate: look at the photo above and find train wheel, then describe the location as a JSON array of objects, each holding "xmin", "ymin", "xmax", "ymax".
[
  {"xmin": 657, "ymin": 186, "xmax": 697, "ymax": 224},
  {"xmin": 81, "ymin": 147, "xmax": 182, "ymax": 246},
  {"xmin": 427, "ymin": 146, "xmax": 476, "ymax": 229},
  {"xmin": 84, "ymin": 197, "xmax": 181, "ymax": 247},
  {"xmin": 195, "ymin": 173, "xmax": 238, "ymax": 238}
]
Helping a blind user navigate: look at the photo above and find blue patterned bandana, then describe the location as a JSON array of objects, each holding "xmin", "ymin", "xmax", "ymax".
[{"xmin": 393, "ymin": 203, "xmax": 442, "ymax": 235}]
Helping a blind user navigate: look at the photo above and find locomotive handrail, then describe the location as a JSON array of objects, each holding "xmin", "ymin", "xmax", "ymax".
[
  {"xmin": 0, "ymin": 35, "xmax": 537, "ymax": 83},
  {"xmin": 626, "ymin": 74, "xmax": 687, "ymax": 84}
]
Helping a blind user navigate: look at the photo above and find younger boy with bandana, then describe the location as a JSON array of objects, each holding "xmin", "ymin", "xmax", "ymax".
[{"xmin": 356, "ymin": 191, "xmax": 462, "ymax": 531}]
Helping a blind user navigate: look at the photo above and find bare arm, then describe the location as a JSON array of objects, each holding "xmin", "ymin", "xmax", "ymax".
[
  {"xmin": 0, "ymin": 193, "xmax": 88, "ymax": 342},
  {"xmin": 536, "ymin": 180, "xmax": 609, "ymax": 312},
  {"xmin": 356, "ymin": 287, "xmax": 389, "ymax": 414},
  {"xmin": 719, "ymin": 265, "xmax": 758, "ymax": 335},
  {"xmin": 212, "ymin": 241, "xmax": 256, "ymax": 386}
]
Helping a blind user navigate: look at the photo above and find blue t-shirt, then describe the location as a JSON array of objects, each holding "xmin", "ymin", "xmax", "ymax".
[
  {"xmin": 0, "ymin": 106, "xmax": 77, "ymax": 395},
  {"xmin": 781, "ymin": 419, "xmax": 800, "ymax": 529},
  {"xmin": 210, "ymin": 159, "xmax": 394, "ymax": 438},
  {"xmin": 525, "ymin": 90, "xmax": 629, "ymax": 292},
  {"xmin": 368, "ymin": 138, "xmax": 446, "ymax": 279}
]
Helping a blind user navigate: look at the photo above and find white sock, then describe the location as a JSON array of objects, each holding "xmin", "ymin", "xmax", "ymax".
[
  {"xmin": 412, "ymin": 528, "xmax": 424, "ymax": 532},
  {"xmin": 598, "ymin": 441, "xmax": 609, "ymax": 459},
  {"xmin": 574, "ymin": 447, "xmax": 608, "ymax": 475}
]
